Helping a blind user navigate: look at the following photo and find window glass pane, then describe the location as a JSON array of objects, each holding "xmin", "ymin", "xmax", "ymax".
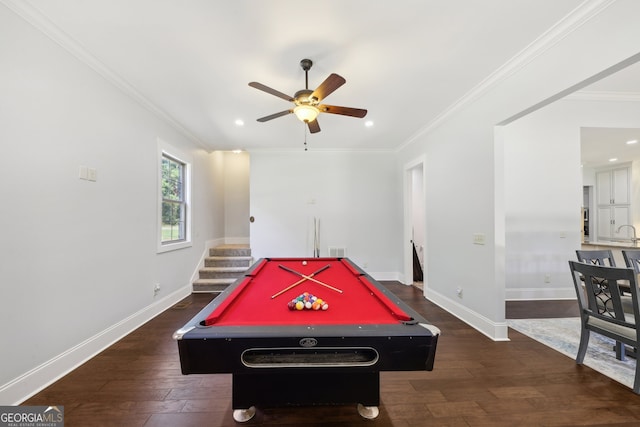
[
  {"xmin": 161, "ymin": 154, "xmax": 186, "ymax": 244},
  {"xmin": 162, "ymin": 158, "xmax": 183, "ymax": 202}
]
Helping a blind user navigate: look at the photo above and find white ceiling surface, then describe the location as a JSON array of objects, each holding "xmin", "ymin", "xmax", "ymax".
[
  {"xmin": 581, "ymin": 127, "xmax": 640, "ymax": 168},
  {"xmin": 21, "ymin": 0, "xmax": 600, "ymax": 152},
  {"xmin": 579, "ymin": 62, "xmax": 640, "ymax": 169}
]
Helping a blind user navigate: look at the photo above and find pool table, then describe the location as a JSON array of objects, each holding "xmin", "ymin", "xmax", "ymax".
[{"xmin": 174, "ymin": 257, "xmax": 439, "ymax": 422}]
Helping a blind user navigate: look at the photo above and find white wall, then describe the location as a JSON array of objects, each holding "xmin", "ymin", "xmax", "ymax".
[
  {"xmin": 396, "ymin": 0, "xmax": 640, "ymax": 340},
  {"xmin": 249, "ymin": 150, "xmax": 402, "ymax": 278},
  {"xmin": 504, "ymin": 97, "xmax": 640, "ymax": 300},
  {"xmin": 223, "ymin": 151, "xmax": 250, "ymax": 242},
  {"xmin": 0, "ymin": 7, "xmax": 225, "ymax": 403}
]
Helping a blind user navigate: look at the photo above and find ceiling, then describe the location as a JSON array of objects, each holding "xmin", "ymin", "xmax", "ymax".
[
  {"xmin": 579, "ymin": 62, "xmax": 640, "ymax": 168},
  {"xmin": 14, "ymin": 0, "xmax": 639, "ymax": 152}
]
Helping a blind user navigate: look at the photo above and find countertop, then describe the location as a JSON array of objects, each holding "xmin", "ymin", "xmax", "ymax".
[{"xmin": 582, "ymin": 241, "xmax": 639, "ymax": 249}]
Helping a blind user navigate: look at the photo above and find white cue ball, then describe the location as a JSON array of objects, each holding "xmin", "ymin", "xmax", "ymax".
[{"xmin": 302, "ymin": 260, "xmax": 307, "ymax": 265}]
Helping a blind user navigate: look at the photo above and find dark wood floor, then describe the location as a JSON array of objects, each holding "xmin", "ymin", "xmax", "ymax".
[
  {"xmin": 505, "ymin": 299, "xmax": 579, "ymax": 319},
  {"xmin": 24, "ymin": 283, "xmax": 640, "ymax": 426}
]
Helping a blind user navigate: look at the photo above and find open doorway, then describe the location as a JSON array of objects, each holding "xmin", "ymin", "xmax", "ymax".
[{"xmin": 404, "ymin": 157, "xmax": 426, "ymax": 292}]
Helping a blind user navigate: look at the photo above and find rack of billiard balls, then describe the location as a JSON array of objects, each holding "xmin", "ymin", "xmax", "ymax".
[{"xmin": 287, "ymin": 292, "xmax": 329, "ymax": 311}]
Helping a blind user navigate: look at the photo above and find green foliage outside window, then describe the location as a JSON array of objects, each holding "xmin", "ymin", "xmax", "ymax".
[{"xmin": 161, "ymin": 155, "xmax": 186, "ymax": 243}]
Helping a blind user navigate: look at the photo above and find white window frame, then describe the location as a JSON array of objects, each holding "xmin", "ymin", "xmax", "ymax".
[{"xmin": 157, "ymin": 138, "xmax": 192, "ymax": 253}]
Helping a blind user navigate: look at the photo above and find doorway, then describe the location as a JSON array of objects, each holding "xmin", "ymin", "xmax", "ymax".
[{"xmin": 404, "ymin": 157, "xmax": 426, "ymax": 292}]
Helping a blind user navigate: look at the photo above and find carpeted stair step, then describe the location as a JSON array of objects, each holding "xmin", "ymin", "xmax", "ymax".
[
  {"xmin": 205, "ymin": 256, "xmax": 252, "ymax": 268},
  {"xmin": 209, "ymin": 244, "xmax": 251, "ymax": 257},
  {"xmin": 193, "ymin": 244, "xmax": 253, "ymax": 293},
  {"xmin": 198, "ymin": 266, "xmax": 249, "ymax": 279},
  {"xmin": 192, "ymin": 278, "xmax": 238, "ymax": 293}
]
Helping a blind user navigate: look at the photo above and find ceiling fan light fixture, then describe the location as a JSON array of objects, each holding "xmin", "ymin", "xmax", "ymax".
[{"xmin": 294, "ymin": 105, "xmax": 319, "ymax": 123}]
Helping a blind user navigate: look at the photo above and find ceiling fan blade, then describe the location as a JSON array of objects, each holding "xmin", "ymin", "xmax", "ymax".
[
  {"xmin": 307, "ymin": 119, "xmax": 321, "ymax": 134},
  {"xmin": 249, "ymin": 82, "xmax": 294, "ymax": 102},
  {"xmin": 319, "ymin": 105, "xmax": 368, "ymax": 118},
  {"xmin": 257, "ymin": 110, "xmax": 293, "ymax": 122},
  {"xmin": 310, "ymin": 73, "xmax": 346, "ymax": 102}
]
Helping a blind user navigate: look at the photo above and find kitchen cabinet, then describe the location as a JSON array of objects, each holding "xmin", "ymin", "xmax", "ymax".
[
  {"xmin": 597, "ymin": 205, "xmax": 631, "ymax": 240},
  {"xmin": 597, "ymin": 167, "xmax": 630, "ymax": 205},
  {"xmin": 596, "ymin": 166, "xmax": 631, "ymax": 241}
]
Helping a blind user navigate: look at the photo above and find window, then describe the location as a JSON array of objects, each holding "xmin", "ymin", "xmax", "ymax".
[
  {"xmin": 161, "ymin": 154, "xmax": 186, "ymax": 242},
  {"xmin": 158, "ymin": 140, "xmax": 191, "ymax": 252}
]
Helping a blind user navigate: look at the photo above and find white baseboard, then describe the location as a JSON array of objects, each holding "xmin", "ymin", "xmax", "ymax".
[
  {"xmin": 425, "ymin": 288, "xmax": 510, "ymax": 341},
  {"xmin": 0, "ymin": 285, "xmax": 191, "ymax": 405},
  {"xmin": 368, "ymin": 271, "xmax": 403, "ymax": 281}
]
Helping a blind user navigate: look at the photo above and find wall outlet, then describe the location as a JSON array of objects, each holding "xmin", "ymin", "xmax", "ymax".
[
  {"xmin": 79, "ymin": 166, "xmax": 97, "ymax": 182},
  {"xmin": 544, "ymin": 275, "xmax": 551, "ymax": 283},
  {"xmin": 456, "ymin": 287, "xmax": 463, "ymax": 298},
  {"xmin": 154, "ymin": 283, "xmax": 161, "ymax": 295},
  {"xmin": 473, "ymin": 233, "xmax": 486, "ymax": 245}
]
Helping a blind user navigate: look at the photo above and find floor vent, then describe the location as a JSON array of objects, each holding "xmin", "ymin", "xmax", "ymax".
[{"xmin": 328, "ymin": 247, "xmax": 347, "ymax": 257}]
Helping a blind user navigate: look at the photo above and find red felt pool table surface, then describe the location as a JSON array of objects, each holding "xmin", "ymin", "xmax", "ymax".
[{"xmin": 205, "ymin": 257, "xmax": 411, "ymax": 326}]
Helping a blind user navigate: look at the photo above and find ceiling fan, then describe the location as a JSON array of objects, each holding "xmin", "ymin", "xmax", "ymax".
[{"xmin": 249, "ymin": 59, "xmax": 367, "ymax": 134}]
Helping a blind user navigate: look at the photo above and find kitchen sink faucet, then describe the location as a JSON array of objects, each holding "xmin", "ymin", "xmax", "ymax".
[{"xmin": 617, "ymin": 224, "xmax": 638, "ymax": 246}]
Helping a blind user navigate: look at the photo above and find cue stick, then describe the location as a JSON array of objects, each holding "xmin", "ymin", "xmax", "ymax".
[
  {"xmin": 270, "ymin": 264, "xmax": 331, "ymax": 299},
  {"xmin": 292, "ymin": 272, "xmax": 343, "ymax": 294},
  {"xmin": 278, "ymin": 264, "xmax": 343, "ymax": 294}
]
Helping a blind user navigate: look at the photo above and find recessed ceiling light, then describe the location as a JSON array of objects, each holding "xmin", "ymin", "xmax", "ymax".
[
  {"xmin": 365, "ymin": 121, "xmax": 374, "ymax": 127},
  {"xmin": 232, "ymin": 149, "xmax": 242, "ymax": 154},
  {"xmin": 609, "ymin": 158, "xmax": 618, "ymax": 162},
  {"xmin": 235, "ymin": 119, "xmax": 244, "ymax": 126},
  {"xmin": 627, "ymin": 139, "xmax": 638, "ymax": 145}
]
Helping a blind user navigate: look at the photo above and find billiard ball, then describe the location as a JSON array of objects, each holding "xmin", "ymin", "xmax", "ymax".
[{"xmin": 302, "ymin": 260, "xmax": 307, "ymax": 265}]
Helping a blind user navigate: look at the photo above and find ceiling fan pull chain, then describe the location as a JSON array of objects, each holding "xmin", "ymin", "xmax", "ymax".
[{"xmin": 304, "ymin": 123, "xmax": 308, "ymax": 151}]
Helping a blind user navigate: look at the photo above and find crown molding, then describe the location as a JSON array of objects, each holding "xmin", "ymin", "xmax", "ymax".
[
  {"xmin": 396, "ymin": 0, "xmax": 617, "ymax": 152},
  {"xmin": 565, "ymin": 90, "xmax": 640, "ymax": 102},
  {"xmin": 1, "ymin": 0, "xmax": 211, "ymax": 151}
]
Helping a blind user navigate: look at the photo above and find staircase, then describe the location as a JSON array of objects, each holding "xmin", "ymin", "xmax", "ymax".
[{"xmin": 192, "ymin": 244, "xmax": 253, "ymax": 293}]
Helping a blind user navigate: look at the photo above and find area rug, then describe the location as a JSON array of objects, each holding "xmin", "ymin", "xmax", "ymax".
[{"xmin": 508, "ymin": 317, "xmax": 635, "ymax": 388}]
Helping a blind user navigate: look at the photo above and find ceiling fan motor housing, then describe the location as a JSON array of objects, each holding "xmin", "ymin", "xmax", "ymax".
[{"xmin": 294, "ymin": 89, "xmax": 316, "ymax": 106}]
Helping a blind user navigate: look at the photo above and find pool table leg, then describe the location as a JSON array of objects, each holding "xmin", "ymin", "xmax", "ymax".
[
  {"xmin": 357, "ymin": 403, "xmax": 380, "ymax": 419},
  {"xmin": 232, "ymin": 406, "xmax": 256, "ymax": 423}
]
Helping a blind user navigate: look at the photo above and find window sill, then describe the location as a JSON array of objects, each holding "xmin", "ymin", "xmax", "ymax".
[{"xmin": 157, "ymin": 240, "xmax": 192, "ymax": 254}]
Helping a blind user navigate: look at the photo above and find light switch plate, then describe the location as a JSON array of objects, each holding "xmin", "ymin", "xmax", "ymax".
[{"xmin": 473, "ymin": 233, "xmax": 486, "ymax": 245}]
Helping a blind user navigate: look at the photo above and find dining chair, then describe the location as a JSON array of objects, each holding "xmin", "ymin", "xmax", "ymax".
[
  {"xmin": 622, "ymin": 250, "xmax": 640, "ymax": 273},
  {"xmin": 575, "ymin": 249, "xmax": 616, "ymax": 266},
  {"xmin": 576, "ymin": 249, "xmax": 629, "ymax": 359},
  {"xmin": 568, "ymin": 261, "xmax": 640, "ymax": 393}
]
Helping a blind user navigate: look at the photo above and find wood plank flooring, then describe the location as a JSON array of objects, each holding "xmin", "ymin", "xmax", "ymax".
[{"xmin": 24, "ymin": 283, "xmax": 640, "ymax": 426}]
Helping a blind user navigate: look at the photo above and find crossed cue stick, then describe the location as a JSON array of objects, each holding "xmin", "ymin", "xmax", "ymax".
[{"xmin": 270, "ymin": 264, "xmax": 343, "ymax": 299}]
